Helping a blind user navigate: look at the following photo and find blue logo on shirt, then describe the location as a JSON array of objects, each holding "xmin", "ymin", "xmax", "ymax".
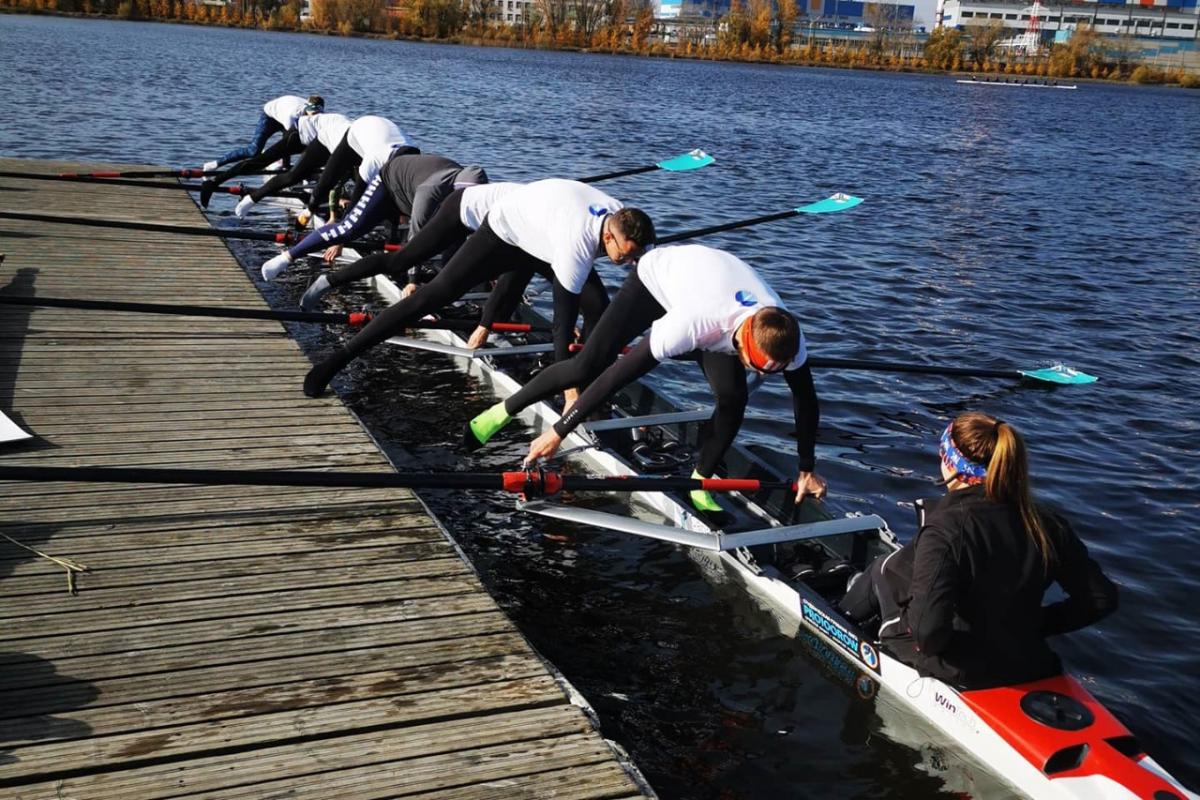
[
  {"xmin": 735, "ymin": 290, "xmax": 758, "ymax": 307},
  {"xmin": 588, "ymin": 204, "xmax": 609, "ymax": 216}
]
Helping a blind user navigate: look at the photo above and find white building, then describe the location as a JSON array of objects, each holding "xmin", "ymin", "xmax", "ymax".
[{"xmin": 940, "ymin": 0, "xmax": 1200, "ymax": 40}]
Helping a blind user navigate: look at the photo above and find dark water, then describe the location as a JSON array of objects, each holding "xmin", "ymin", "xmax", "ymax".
[{"xmin": 2, "ymin": 15, "xmax": 1198, "ymax": 797}]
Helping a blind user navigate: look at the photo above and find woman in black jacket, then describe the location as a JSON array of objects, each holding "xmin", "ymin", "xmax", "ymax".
[{"xmin": 841, "ymin": 412, "xmax": 1118, "ymax": 689}]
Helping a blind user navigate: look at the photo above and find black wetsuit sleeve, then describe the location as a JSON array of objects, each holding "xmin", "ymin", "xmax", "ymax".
[
  {"xmin": 1041, "ymin": 518, "xmax": 1118, "ymax": 636},
  {"xmin": 479, "ymin": 270, "xmax": 533, "ymax": 330},
  {"xmin": 906, "ymin": 525, "xmax": 960, "ymax": 656},
  {"xmin": 550, "ymin": 279, "xmax": 581, "ymax": 364},
  {"xmin": 553, "ymin": 337, "xmax": 660, "ymax": 437},
  {"xmin": 784, "ymin": 362, "xmax": 820, "ymax": 473}
]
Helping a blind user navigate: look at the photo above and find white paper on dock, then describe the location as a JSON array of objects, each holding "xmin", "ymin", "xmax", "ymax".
[{"xmin": 0, "ymin": 410, "xmax": 32, "ymax": 443}]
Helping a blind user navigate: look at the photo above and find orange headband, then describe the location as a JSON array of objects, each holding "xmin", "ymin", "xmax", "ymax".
[{"xmin": 737, "ymin": 316, "xmax": 785, "ymax": 373}]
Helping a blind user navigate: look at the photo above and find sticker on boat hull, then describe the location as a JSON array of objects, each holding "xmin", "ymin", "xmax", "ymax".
[{"xmin": 801, "ymin": 597, "xmax": 881, "ymax": 674}]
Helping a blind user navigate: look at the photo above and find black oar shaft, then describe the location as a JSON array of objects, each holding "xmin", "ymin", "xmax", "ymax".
[
  {"xmin": 0, "ymin": 295, "xmax": 353, "ymax": 325},
  {"xmin": 0, "ymin": 171, "xmax": 307, "ymax": 198},
  {"xmin": 0, "ymin": 465, "xmax": 507, "ymax": 491},
  {"xmin": 807, "ymin": 357, "xmax": 1021, "ymax": 381},
  {"xmin": 577, "ymin": 165, "xmax": 657, "ymax": 184},
  {"xmin": 0, "ymin": 211, "xmax": 289, "ymax": 243},
  {"xmin": 0, "ymin": 466, "xmax": 787, "ymax": 495},
  {"xmin": 656, "ymin": 209, "xmax": 800, "ymax": 245}
]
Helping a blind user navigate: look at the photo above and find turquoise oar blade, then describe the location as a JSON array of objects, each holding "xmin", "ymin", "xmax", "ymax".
[
  {"xmin": 1019, "ymin": 365, "xmax": 1099, "ymax": 385},
  {"xmin": 656, "ymin": 149, "xmax": 715, "ymax": 172},
  {"xmin": 796, "ymin": 193, "xmax": 864, "ymax": 214}
]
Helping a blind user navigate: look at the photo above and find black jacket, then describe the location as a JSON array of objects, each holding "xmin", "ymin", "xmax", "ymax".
[{"xmin": 881, "ymin": 486, "xmax": 1118, "ymax": 689}]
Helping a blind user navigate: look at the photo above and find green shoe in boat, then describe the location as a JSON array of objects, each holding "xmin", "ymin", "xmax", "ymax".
[
  {"xmin": 689, "ymin": 469, "xmax": 724, "ymax": 513},
  {"xmin": 465, "ymin": 402, "xmax": 512, "ymax": 451}
]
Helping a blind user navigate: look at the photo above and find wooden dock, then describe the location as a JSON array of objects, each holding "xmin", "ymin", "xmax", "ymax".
[{"xmin": 0, "ymin": 158, "xmax": 651, "ymax": 799}]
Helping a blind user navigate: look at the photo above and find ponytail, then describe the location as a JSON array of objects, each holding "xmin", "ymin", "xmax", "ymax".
[{"xmin": 950, "ymin": 413, "xmax": 1056, "ymax": 571}]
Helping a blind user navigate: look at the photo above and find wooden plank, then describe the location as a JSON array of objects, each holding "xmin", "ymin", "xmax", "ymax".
[{"xmin": 5, "ymin": 707, "xmax": 594, "ymax": 800}]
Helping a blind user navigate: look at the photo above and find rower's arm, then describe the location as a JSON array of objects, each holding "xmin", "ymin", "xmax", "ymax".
[
  {"xmin": 479, "ymin": 269, "xmax": 534, "ymax": 331},
  {"xmin": 554, "ymin": 337, "xmax": 659, "ymax": 437},
  {"xmin": 783, "ymin": 363, "xmax": 820, "ymax": 473},
  {"xmin": 1041, "ymin": 517, "xmax": 1118, "ymax": 636},
  {"xmin": 906, "ymin": 524, "xmax": 960, "ymax": 656},
  {"xmin": 550, "ymin": 280, "xmax": 583, "ymax": 364}
]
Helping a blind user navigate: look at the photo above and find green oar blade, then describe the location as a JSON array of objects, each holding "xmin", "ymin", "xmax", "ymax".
[
  {"xmin": 796, "ymin": 193, "xmax": 864, "ymax": 214},
  {"xmin": 656, "ymin": 149, "xmax": 715, "ymax": 172},
  {"xmin": 1019, "ymin": 365, "xmax": 1098, "ymax": 385}
]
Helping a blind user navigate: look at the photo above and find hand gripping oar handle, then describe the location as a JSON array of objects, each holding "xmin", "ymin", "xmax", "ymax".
[
  {"xmin": 0, "ymin": 465, "xmax": 794, "ymax": 497},
  {"xmin": 0, "ymin": 211, "xmax": 300, "ymax": 244}
]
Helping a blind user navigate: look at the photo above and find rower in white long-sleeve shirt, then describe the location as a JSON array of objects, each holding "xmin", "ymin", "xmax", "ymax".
[
  {"xmin": 199, "ymin": 94, "xmax": 325, "ymax": 207},
  {"xmin": 469, "ymin": 243, "xmax": 827, "ymax": 512},
  {"xmin": 300, "ymin": 179, "xmax": 655, "ymax": 399},
  {"xmin": 304, "ymin": 115, "xmax": 417, "ymax": 220},
  {"xmin": 234, "ymin": 111, "xmax": 352, "ymax": 217}
]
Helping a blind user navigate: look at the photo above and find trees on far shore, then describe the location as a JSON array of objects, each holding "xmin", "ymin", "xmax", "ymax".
[{"xmin": 1, "ymin": 0, "xmax": 1194, "ymax": 87}]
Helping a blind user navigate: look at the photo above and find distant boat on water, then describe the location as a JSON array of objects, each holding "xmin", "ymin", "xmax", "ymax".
[{"xmin": 956, "ymin": 76, "xmax": 1078, "ymax": 89}]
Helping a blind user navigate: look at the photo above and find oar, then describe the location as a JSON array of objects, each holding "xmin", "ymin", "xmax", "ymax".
[
  {"xmin": 657, "ymin": 193, "xmax": 864, "ymax": 245},
  {"xmin": 0, "ymin": 210, "xmax": 299, "ymax": 244},
  {"xmin": 577, "ymin": 149, "xmax": 716, "ymax": 183},
  {"xmin": 0, "ymin": 168, "xmax": 283, "ymax": 181},
  {"xmin": 0, "ymin": 171, "xmax": 308, "ymax": 199},
  {"xmin": 0, "ymin": 295, "xmax": 546, "ymax": 333},
  {"xmin": 57, "ymin": 167, "xmax": 285, "ymax": 179},
  {"xmin": 0, "ymin": 465, "xmax": 794, "ymax": 496},
  {"xmin": 807, "ymin": 357, "xmax": 1097, "ymax": 385}
]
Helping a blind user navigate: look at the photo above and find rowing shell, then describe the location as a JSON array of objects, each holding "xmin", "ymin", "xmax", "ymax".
[
  {"xmin": 956, "ymin": 79, "xmax": 1078, "ymax": 89},
  {"xmin": 255, "ymin": 180, "xmax": 1195, "ymax": 800}
]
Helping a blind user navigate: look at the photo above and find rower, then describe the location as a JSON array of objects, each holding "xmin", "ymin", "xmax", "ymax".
[
  {"xmin": 299, "ymin": 114, "xmax": 416, "ymax": 224},
  {"xmin": 468, "ymin": 243, "xmax": 827, "ymax": 511},
  {"xmin": 198, "ymin": 95, "xmax": 324, "ymax": 208},
  {"xmin": 233, "ymin": 111, "xmax": 352, "ymax": 218},
  {"xmin": 840, "ymin": 412, "xmax": 1118, "ymax": 689},
  {"xmin": 301, "ymin": 179, "xmax": 654, "ymax": 398},
  {"xmin": 299, "ymin": 181, "xmax": 523, "ymax": 310},
  {"xmin": 259, "ymin": 152, "xmax": 487, "ymax": 281}
]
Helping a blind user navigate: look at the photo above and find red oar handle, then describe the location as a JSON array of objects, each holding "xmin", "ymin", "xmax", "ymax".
[
  {"xmin": 490, "ymin": 322, "xmax": 532, "ymax": 332},
  {"xmin": 383, "ymin": 243, "xmax": 402, "ymax": 252},
  {"xmin": 701, "ymin": 478, "xmax": 796, "ymax": 492},
  {"xmin": 348, "ymin": 312, "xmax": 373, "ymax": 326}
]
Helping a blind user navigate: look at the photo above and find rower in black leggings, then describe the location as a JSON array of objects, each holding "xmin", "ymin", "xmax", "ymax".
[
  {"xmin": 301, "ymin": 179, "xmax": 654, "ymax": 398},
  {"xmin": 260, "ymin": 152, "xmax": 485, "ymax": 282},
  {"xmin": 468, "ymin": 243, "xmax": 827, "ymax": 512},
  {"xmin": 299, "ymin": 182, "xmax": 522, "ymax": 310}
]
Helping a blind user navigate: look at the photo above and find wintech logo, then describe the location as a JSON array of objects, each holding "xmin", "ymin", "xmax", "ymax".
[
  {"xmin": 934, "ymin": 691, "xmax": 959, "ymax": 715},
  {"xmin": 735, "ymin": 290, "xmax": 758, "ymax": 307}
]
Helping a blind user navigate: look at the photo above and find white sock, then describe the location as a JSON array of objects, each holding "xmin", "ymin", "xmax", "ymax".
[
  {"xmin": 261, "ymin": 253, "xmax": 292, "ymax": 281},
  {"xmin": 234, "ymin": 195, "xmax": 256, "ymax": 218},
  {"xmin": 203, "ymin": 160, "xmax": 219, "ymax": 172}
]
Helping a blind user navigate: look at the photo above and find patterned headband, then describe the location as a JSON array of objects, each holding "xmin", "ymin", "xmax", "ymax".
[{"xmin": 939, "ymin": 423, "xmax": 987, "ymax": 485}]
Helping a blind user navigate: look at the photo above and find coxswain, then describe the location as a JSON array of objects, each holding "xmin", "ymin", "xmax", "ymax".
[
  {"xmin": 299, "ymin": 181, "xmax": 523, "ymax": 309},
  {"xmin": 260, "ymin": 152, "xmax": 486, "ymax": 281},
  {"xmin": 467, "ymin": 243, "xmax": 826, "ymax": 511},
  {"xmin": 198, "ymin": 95, "xmax": 324, "ymax": 208},
  {"xmin": 233, "ymin": 111, "xmax": 353, "ymax": 218},
  {"xmin": 301, "ymin": 179, "xmax": 654, "ymax": 398},
  {"xmin": 840, "ymin": 412, "xmax": 1118, "ymax": 689}
]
